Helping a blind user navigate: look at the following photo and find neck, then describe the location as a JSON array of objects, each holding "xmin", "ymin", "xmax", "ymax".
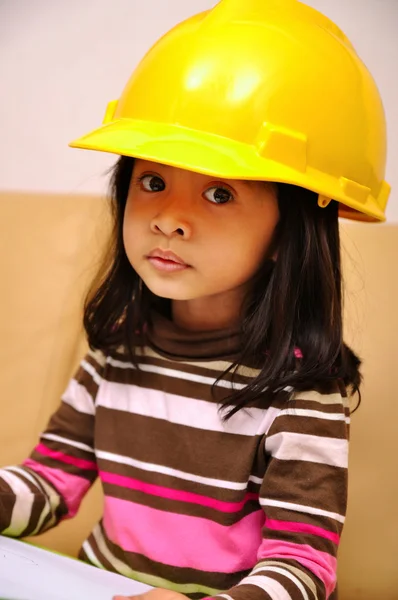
[{"xmin": 171, "ymin": 291, "xmax": 246, "ymax": 332}]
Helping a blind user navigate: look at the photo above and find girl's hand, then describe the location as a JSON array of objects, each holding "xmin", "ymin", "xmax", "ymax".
[{"xmin": 113, "ymin": 588, "xmax": 191, "ymax": 600}]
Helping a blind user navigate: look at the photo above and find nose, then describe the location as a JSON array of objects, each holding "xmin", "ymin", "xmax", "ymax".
[{"xmin": 150, "ymin": 198, "xmax": 192, "ymax": 239}]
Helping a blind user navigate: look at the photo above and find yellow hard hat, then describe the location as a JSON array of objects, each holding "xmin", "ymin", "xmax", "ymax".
[{"xmin": 70, "ymin": 0, "xmax": 390, "ymax": 222}]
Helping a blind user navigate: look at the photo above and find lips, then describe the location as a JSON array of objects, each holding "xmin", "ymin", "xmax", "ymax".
[{"xmin": 147, "ymin": 248, "xmax": 188, "ymax": 266}]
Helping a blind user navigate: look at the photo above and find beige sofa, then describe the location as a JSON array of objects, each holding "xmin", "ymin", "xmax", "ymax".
[{"xmin": 0, "ymin": 191, "xmax": 397, "ymax": 599}]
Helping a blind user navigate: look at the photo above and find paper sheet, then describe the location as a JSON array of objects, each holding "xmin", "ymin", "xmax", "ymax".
[{"xmin": 0, "ymin": 536, "xmax": 152, "ymax": 600}]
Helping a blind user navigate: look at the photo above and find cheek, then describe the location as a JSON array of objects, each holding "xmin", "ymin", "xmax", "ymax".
[
  {"xmin": 123, "ymin": 202, "xmax": 146, "ymax": 247},
  {"xmin": 209, "ymin": 222, "xmax": 276, "ymax": 279}
]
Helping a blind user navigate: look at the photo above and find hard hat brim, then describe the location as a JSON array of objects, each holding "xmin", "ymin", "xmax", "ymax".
[{"xmin": 69, "ymin": 119, "xmax": 386, "ymax": 223}]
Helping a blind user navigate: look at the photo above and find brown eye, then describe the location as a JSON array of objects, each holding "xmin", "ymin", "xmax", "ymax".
[
  {"xmin": 140, "ymin": 175, "xmax": 165, "ymax": 192},
  {"xmin": 204, "ymin": 186, "xmax": 234, "ymax": 204}
]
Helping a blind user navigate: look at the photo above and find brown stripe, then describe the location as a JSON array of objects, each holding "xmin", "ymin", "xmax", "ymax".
[
  {"xmin": 74, "ymin": 357, "xmax": 103, "ymax": 402},
  {"xmin": 0, "ymin": 473, "xmax": 16, "ymax": 532},
  {"xmin": 218, "ymin": 583, "xmax": 273, "ymax": 600},
  {"xmin": 244, "ymin": 566, "xmax": 314, "ymax": 598},
  {"xmin": 29, "ymin": 451, "xmax": 96, "ymax": 481},
  {"xmin": 262, "ymin": 457, "xmax": 347, "ymax": 516},
  {"xmin": 263, "ymin": 507, "xmax": 344, "ymax": 535},
  {"xmin": 295, "ymin": 380, "xmax": 345, "ymax": 396},
  {"xmin": 287, "ymin": 558, "xmax": 326, "ymax": 597},
  {"xmin": 6, "ymin": 468, "xmax": 40, "ymax": 495},
  {"xmin": 103, "ymin": 364, "xmax": 239, "ymax": 405},
  {"xmin": 248, "ymin": 479, "xmax": 262, "ymax": 494},
  {"xmin": 84, "ymin": 529, "xmax": 117, "ymax": 572},
  {"xmin": 270, "ymin": 414, "xmax": 348, "ymax": 439},
  {"xmin": 43, "ymin": 402, "xmax": 95, "ymax": 449},
  {"xmin": 260, "ymin": 558, "xmax": 326, "ymax": 598},
  {"xmin": 73, "ymin": 350, "xmax": 105, "ymax": 401},
  {"xmin": 78, "ymin": 543, "xmax": 91, "ymax": 563},
  {"xmin": 21, "ymin": 494, "xmax": 48, "ymax": 537},
  {"xmin": 136, "ymin": 347, "xmax": 261, "ymax": 379},
  {"xmin": 72, "ymin": 373, "xmax": 99, "ymax": 407},
  {"xmin": 21, "ymin": 465, "xmax": 69, "ymax": 526},
  {"xmin": 39, "ymin": 509, "xmax": 57, "ymax": 533},
  {"xmin": 101, "ymin": 522, "xmax": 249, "ymax": 591},
  {"xmin": 287, "ymin": 398, "xmax": 347, "ymax": 414},
  {"xmin": 123, "ymin": 351, "xmax": 255, "ymax": 386},
  {"xmin": 11, "ymin": 467, "xmax": 51, "ymax": 536},
  {"xmin": 263, "ymin": 525, "xmax": 338, "ymax": 554},
  {"xmin": 40, "ymin": 432, "xmax": 95, "ymax": 461},
  {"xmin": 291, "ymin": 390, "xmax": 344, "ymax": 406},
  {"xmin": 96, "ymin": 408, "xmax": 263, "ymax": 480},
  {"xmin": 99, "ymin": 458, "xmax": 257, "ymax": 502},
  {"xmin": 102, "ymin": 481, "xmax": 261, "ymax": 525}
]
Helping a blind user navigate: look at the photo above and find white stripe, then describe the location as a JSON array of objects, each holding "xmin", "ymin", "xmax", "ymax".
[
  {"xmin": 87, "ymin": 348, "xmax": 107, "ymax": 368},
  {"xmin": 217, "ymin": 595, "xmax": 235, "ymax": 600},
  {"xmin": 11, "ymin": 467, "xmax": 62, "ymax": 528},
  {"xmin": 278, "ymin": 408, "xmax": 350, "ymax": 424},
  {"xmin": 81, "ymin": 359, "xmax": 103, "ymax": 387},
  {"xmin": 0, "ymin": 469, "xmax": 36, "ymax": 536},
  {"xmin": 82, "ymin": 539, "xmax": 107, "ymax": 569},
  {"xmin": 41, "ymin": 433, "xmax": 94, "ymax": 454},
  {"xmin": 260, "ymin": 498, "xmax": 345, "ymax": 524},
  {"xmin": 292, "ymin": 390, "xmax": 344, "ymax": 406},
  {"xmin": 7, "ymin": 466, "xmax": 42, "ymax": 493},
  {"xmin": 107, "ymin": 356, "xmax": 292, "ymax": 395},
  {"xmin": 135, "ymin": 346, "xmax": 261, "ymax": 377},
  {"xmin": 6, "ymin": 467, "xmax": 54, "ymax": 535},
  {"xmin": 62, "ymin": 378, "xmax": 95, "ymax": 415},
  {"xmin": 96, "ymin": 449, "xmax": 248, "ymax": 491},
  {"xmin": 250, "ymin": 566, "xmax": 309, "ymax": 600},
  {"xmin": 107, "ymin": 356, "xmax": 246, "ymax": 390},
  {"xmin": 265, "ymin": 431, "xmax": 348, "ymax": 468},
  {"xmin": 28, "ymin": 471, "xmax": 60, "ymax": 533},
  {"xmin": 97, "ymin": 381, "xmax": 280, "ymax": 436},
  {"xmin": 238, "ymin": 574, "xmax": 292, "ymax": 600},
  {"xmin": 92, "ymin": 523, "xmax": 132, "ymax": 576},
  {"xmin": 92, "ymin": 524, "xmax": 220, "ymax": 595},
  {"xmin": 249, "ymin": 475, "xmax": 263, "ymax": 485},
  {"xmin": 256, "ymin": 561, "xmax": 318, "ymax": 600}
]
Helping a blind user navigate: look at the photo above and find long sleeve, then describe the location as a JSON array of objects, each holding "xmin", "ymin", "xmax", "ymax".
[
  {"xmin": 213, "ymin": 386, "xmax": 350, "ymax": 600},
  {"xmin": 0, "ymin": 348, "xmax": 105, "ymax": 538}
]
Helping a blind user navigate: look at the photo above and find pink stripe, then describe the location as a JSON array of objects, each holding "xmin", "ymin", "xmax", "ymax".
[
  {"xmin": 35, "ymin": 443, "xmax": 97, "ymax": 471},
  {"xmin": 100, "ymin": 470, "xmax": 258, "ymax": 513},
  {"xmin": 23, "ymin": 459, "xmax": 92, "ymax": 518},
  {"xmin": 104, "ymin": 496, "xmax": 264, "ymax": 572},
  {"xmin": 258, "ymin": 539, "xmax": 337, "ymax": 596},
  {"xmin": 266, "ymin": 517, "xmax": 340, "ymax": 544}
]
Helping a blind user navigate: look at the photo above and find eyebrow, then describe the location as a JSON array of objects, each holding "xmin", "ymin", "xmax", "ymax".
[
  {"xmin": 149, "ymin": 163, "xmax": 258, "ymax": 187},
  {"xmin": 142, "ymin": 163, "xmax": 270, "ymax": 189}
]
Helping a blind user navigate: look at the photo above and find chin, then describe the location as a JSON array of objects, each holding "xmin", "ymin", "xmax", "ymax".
[{"xmin": 143, "ymin": 279, "xmax": 199, "ymax": 301}]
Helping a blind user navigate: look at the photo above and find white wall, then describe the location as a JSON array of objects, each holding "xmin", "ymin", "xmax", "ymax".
[{"xmin": 0, "ymin": 0, "xmax": 396, "ymax": 221}]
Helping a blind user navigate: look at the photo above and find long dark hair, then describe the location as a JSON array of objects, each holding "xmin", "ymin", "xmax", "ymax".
[{"xmin": 84, "ymin": 155, "xmax": 361, "ymax": 416}]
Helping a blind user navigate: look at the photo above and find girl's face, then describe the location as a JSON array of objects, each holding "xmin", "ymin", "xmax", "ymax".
[{"xmin": 123, "ymin": 159, "xmax": 279, "ymax": 317}]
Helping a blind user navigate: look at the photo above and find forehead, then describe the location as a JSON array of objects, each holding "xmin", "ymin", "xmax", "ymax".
[{"xmin": 133, "ymin": 159, "xmax": 276, "ymax": 192}]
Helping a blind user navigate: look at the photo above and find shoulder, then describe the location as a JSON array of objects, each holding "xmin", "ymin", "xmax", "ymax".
[
  {"xmin": 290, "ymin": 379, "xmax": 350, "ymax": 411},
  {"xmin": 266, "ymin": 379, "xmax": 351, "ymax": 436}
]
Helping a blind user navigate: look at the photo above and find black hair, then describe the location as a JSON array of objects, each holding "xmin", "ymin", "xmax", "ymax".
[{"xmin": 84, "ymin": 155, "xmax": 361, "ymax": 417}]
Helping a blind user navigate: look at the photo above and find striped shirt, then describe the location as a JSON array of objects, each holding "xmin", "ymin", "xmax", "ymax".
[{"xmin": 0, "ymin": 310, "xmax": 350, "ymax": 600}]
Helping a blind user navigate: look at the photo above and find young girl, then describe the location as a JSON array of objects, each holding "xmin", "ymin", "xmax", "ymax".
[{"xmin": 0, "ymin": 1, "xmax": 390, "ymax": 600}]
